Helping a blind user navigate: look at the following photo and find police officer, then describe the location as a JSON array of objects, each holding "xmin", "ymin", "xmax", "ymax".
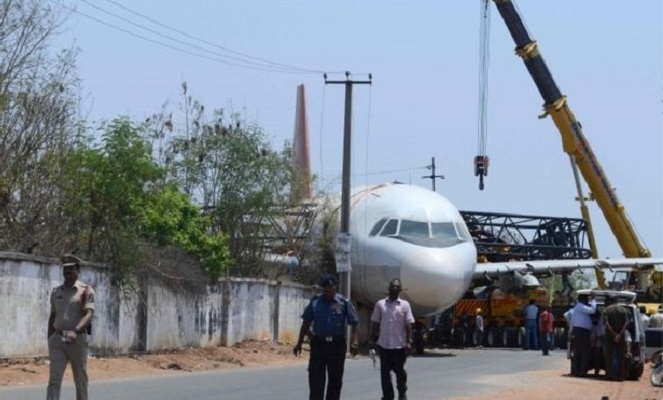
[
  {"xmin": 47, "ymin": 254, "xmax": 95, "ymax": 400},
  {"xmin": 293, "ymin": 274, "xmax": 359, "ymax": 400}
]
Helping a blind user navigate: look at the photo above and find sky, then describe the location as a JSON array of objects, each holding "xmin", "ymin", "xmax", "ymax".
[{"xmin": 51, "ymin": 0, "xmax": 662, "ymax": 260}]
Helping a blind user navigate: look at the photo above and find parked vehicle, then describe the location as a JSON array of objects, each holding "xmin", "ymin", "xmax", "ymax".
[{"xmin": 572, "ymin": 290, "xmax": 646, "ymax": 380}]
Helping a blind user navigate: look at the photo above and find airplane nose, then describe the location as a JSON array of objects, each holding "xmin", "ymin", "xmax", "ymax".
[{"xmin": 400, "ymin": 246, "xmax": 475, "ymax": 315}]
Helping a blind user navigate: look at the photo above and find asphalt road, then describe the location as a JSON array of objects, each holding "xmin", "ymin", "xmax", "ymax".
[{"xmin": 0, "ymin": 348, "xmax": 569, "ymax": 400}]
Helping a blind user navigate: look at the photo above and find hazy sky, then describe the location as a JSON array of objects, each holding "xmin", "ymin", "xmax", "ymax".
[{"xmin": 53, "ymin": 0, "xmax": 662, "ymax": 259}]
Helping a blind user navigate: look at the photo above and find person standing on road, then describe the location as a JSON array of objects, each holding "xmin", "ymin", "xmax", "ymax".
[
  {"xmin": 589, "ymin": 309, "xmax": 605, "ymax": 376},
  {"xmin": 523, "ymin": 299, "xmax": 539, "ymax": 350},
  {"xmin": 293, "ymin": 274, "xmax": 359, "ymax": 400},
  {"xmin": 569, "ymin": 293, "xmax": 596, "ymax": 377},
  {"xmin": 370, "ymin": 279, "xmax": 415, "ymax": 400},
  {"xmin": 538, "ymin": 305, "xmax": 553, "ymax": 356},
  {"xmin": 475, "ymin": 308, "xmax": 484, "ymax": 348},
  {"xmin": 47, "ymin": 254, "xmax": 95, "ymax": 400},
  {"xmin": 603, "ymin": 295, "xmax": 629, "ymax": 381}
]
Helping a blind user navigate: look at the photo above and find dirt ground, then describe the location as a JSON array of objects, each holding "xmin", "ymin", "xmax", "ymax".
[
  {"xmin": 0, "ymin": 340, "xmax": 305, "ymax": 387},
  {"xmin": 2, "ymin": 343, "xmax": 662, "ymax": 400}
]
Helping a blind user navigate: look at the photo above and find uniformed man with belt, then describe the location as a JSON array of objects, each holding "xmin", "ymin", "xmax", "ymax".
[
  {"xmin": 293, "ymin": 274, "xmax": 359, "ymax": 400},
  {"xmin": 47, "ymin": 254, "xmax": 95, "ymax": 400}
]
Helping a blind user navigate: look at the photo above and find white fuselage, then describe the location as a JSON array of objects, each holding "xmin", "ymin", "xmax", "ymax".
[{"xmin": 347, "ymin": 183, "xmax": 477, "ymax": 316}]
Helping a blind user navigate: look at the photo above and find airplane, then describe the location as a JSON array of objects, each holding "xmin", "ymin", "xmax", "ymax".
[{"xmin": 289, "ymin": 84, "xmax": 663, "ymax": 320}]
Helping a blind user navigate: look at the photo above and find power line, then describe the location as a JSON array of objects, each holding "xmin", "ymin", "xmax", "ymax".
[
  {"xmin": 49, "ymin": 0, "xmax": 328, "ymax": 75},
  {"xmin": 80, "ymin": 0, "xmax": 313, "ymax": 73},
  {"xmin": 101, "ymin": 0, "xmax": 331, "ymax": 74}
]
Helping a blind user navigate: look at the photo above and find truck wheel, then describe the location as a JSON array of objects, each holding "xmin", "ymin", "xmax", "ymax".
[
  {"xmin": 504, "ymin": 327, "xmax": 516, "ymax": 348},
  {"xmin": 651, "ymin": 364, "xmax": 663, "ymax": 387},
  {"xmin": 452, "ymin": 329, "xmax": 466, "ymax": 348}
]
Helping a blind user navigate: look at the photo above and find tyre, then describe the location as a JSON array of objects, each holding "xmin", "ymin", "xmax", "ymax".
[
  {"xmin": 650, "ymin": 365, "xmax": 663, "ymax": 387},
  {"xmin": 502, "ymin": 326, "xmax": 516, "ymax": 347},
  {"xmin": 452, "ymin": 328, "xmax": 466, "ymax": 348}
]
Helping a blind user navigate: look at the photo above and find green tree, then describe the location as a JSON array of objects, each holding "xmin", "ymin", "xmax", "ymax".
[
  {"xmin": 147, "ymin": 84, "xmax": 296, "ymax": 277},
  {"xmin": 140, "ymin": 183, "xmax": 231, "ymax": 280}
]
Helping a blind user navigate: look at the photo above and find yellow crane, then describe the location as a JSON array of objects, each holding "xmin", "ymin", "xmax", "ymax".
[{"xmin": 490, "ymin": 0, "xmax": 659, "ymax": 308}]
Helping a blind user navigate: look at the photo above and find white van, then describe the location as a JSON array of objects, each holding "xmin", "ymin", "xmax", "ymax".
[{"xmin": 572, "ymin": 289, "xmax": 645, "ymax": 380}]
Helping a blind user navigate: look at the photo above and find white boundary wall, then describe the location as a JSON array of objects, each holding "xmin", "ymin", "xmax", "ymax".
[{"xmin": 0, "ymin": 252, "xmax": 314, "ymax": 358}]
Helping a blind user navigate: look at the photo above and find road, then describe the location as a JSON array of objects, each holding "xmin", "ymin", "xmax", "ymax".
[{"xmin": 0, "ymin": 348, "xmax": 569, "ymax": 400}]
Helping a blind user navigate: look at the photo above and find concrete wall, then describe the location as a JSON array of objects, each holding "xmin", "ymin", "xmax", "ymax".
[{"xmin": 0, "ymin": 252, "xmax": 315, "ymax": 358}]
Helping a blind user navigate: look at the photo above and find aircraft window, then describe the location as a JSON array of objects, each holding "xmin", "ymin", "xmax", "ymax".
[
  {"xmin": 456, "ymin": 222, "xmax": 473, "ymax": 241},
  {"xmin": 431, "ymin": 222, "xmax": 458, "ymax": 240},
  {"xmin": 369, "ymin": 218, "xmax": 388, "ymax": 236},
  {"xmin": 380, "ymin": 219, "xmax": 399, "ymax": 236},
  {"xmin": 399, "ymin": 220, "xmax": 430, "ymax": 238}
]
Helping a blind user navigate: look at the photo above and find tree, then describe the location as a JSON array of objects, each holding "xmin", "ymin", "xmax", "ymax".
[
  {"xmin": 0, "ymin": 0, "xmax": 80, "ymax": 254},
  {"xmin": 147, "ymin": 83, "xmax": 296, "ymax": 277}
]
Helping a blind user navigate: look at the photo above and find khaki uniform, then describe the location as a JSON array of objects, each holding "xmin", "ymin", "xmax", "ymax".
[
  {"xmin": 47, "ymin": 280, "xmax": 95, "ymax": 400},
  {"xmin": 603, "ymin": 303, "xmax": 628, "ymax": 381}
]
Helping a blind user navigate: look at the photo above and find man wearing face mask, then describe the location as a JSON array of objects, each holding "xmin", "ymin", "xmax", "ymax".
[{"xmin": 370, "ymin": 279, "xmax": 415, "ymax": 400}]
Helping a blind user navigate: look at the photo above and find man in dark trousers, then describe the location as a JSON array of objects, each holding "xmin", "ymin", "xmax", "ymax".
[
  {"xmin": 370, "ymin": 279, "xmax": 415, "ymax": 400},
  {"xmin": 293, "ymin": 274, "xmax": 359, "ymax": 400},
  {"xmin": 539, "ymin": 305, "xmax": 553, "ymax": 356},
  {"xmin": 603, "ymin": 295, "xmax": 629, "ymax": 381},
  {"xmin": 569, "ymin": 293, "xmax": 597, "ymax": 377}
]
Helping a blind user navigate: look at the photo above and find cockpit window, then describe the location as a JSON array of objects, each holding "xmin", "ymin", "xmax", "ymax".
[
  {"xmin": 373, "ymin": 218, "xmax": 471, "ymax": 248},
  {"xmin": 369, "ymin": 218, "xmax": 388, "ymax": 236},
  {"xmin": 399, "ymin": 220, "xmax": 430, "ymax": 238},
  {"xmin": 456, "ymin": 222, "xmax": 473, "ymax": 241},
  {"xmin": 380, "ymin": 219, "xmax": 399, "ymax": 236},
  {"xmin": 431, "ymin": 222, "xmax": 457, "ymax": 240}
]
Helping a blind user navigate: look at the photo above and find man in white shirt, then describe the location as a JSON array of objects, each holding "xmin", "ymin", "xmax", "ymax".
[
  {"xmin": 570, "ymin": 293, "xmax": 597, "ymax": 377},
  {"xmin": 371, "ymin": 279, "xmax": 415, "ymax": 400}
]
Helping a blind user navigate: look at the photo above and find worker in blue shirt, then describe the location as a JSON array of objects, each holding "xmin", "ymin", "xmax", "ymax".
[
  {"xmin": 569, "ymin": 293, "xmax": 597, "ymax": 377},
  {"xmin": 293, "ymin": 274, "xmax": 359, "ymax": 400}
]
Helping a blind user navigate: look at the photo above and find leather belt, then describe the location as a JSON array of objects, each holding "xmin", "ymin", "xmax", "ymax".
[{"xmin": 314, "ymin": 335, "xmax": 345, "ymax": 343}]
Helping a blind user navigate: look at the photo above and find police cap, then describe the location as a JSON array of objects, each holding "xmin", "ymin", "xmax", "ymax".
[
  {"xmin": 61, "ymin": 254, "xmax": 83, "ymax": 267},
  {"xmin": 319, "ymin": 273, "xmax": 338, "ymax": 288}
]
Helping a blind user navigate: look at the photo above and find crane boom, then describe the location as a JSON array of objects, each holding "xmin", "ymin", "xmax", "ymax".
[{"xmin": 491, "ymin": 1, "xmax": 651, "ymax": 265}]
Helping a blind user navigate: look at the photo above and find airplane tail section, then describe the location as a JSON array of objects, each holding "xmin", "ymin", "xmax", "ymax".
[{"xmin": 292, "ymin": 84, "xmax": 313, "ymax": 202}]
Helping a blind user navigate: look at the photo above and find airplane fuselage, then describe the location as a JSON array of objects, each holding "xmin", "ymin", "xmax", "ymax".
[{"xmin": 348, "ymin": 183, "xmax": 477, "ymax": 316}]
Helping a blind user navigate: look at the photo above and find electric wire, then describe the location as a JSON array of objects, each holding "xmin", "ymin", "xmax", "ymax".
[
  {"xmin": 80, "ymin": 0, "xmax": 307, "ymax": 73},
  {"xmin": 99, "ymin": 0, "xmax": 330, "ymax": 74},
  {"xmin": 50, "ymin": 0, "xmax": 330, "ymax": 75}
]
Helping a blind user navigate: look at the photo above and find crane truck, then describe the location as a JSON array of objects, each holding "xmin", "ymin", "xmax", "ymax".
[{"xmin": 491, "ymin": 0, "xmax": 661, "ymax": 313}]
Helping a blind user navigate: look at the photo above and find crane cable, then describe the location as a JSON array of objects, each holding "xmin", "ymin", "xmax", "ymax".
[{"xmin": 475, "ymin": 0, "xmax": 491, "ymax": 190}]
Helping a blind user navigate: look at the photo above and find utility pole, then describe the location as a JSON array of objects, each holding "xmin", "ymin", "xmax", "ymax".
[
  {"xmin": 421, "ymin": 156, "xmax": 445, "ymax": 191},
  {"xmin": 324, "ymin": 71, "xmax": 371, "ymax": 305}
]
